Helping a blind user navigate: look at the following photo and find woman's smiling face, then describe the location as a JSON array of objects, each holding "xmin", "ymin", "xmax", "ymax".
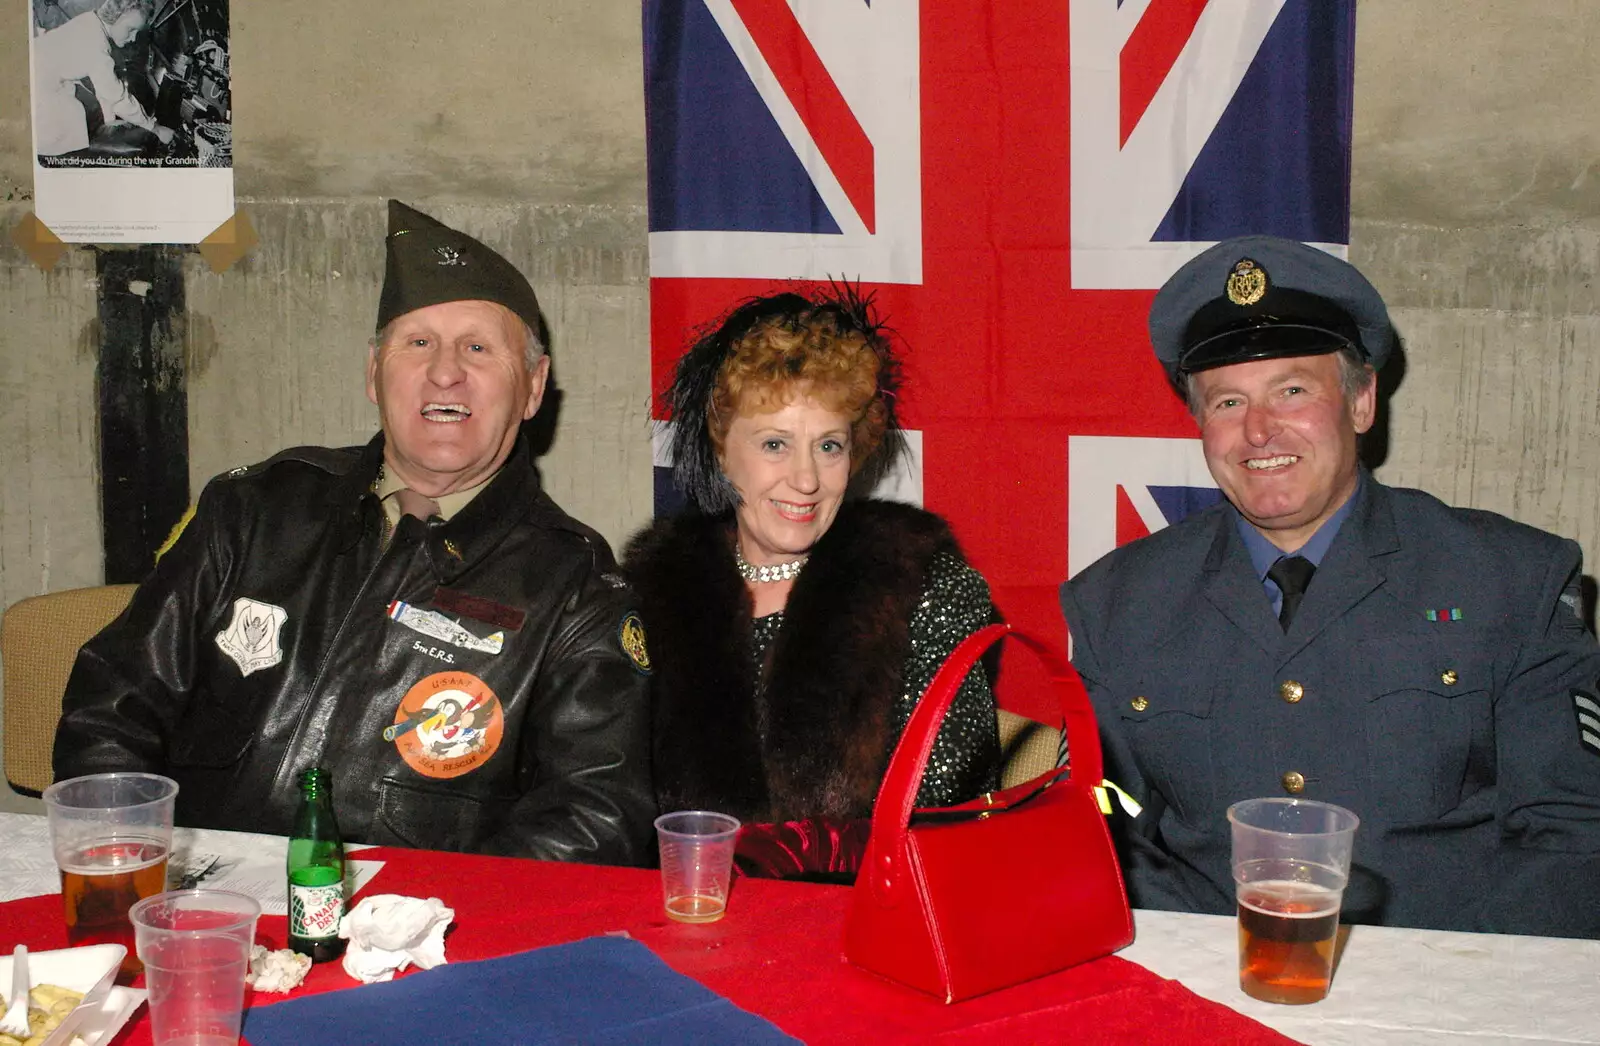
[{"xmin": 719, "ymin": 394, "xmax": 853, "ymax": 566}]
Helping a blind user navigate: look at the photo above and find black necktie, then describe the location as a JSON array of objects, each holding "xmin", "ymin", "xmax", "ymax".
[{"xmin": 1267, "ymin": 556, "xmax": 1316, "ymax": 631}]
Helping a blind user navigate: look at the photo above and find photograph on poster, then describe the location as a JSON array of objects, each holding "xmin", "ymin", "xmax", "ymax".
[
  {"xmin": 28, "ymin": 0, "xmax": 234, "ymax": 243},
  {"xmin": 31, "ymin": 0, "xmax": 231, "ymax": 168}
]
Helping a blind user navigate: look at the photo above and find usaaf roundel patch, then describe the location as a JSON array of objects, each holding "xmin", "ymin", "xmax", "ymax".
[{"xmin": 386, "ymin": 673, "xmax": 505, "ymax": 779}]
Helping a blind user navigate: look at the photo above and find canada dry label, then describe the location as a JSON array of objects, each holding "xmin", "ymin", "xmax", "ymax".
[{"xmin": 289, "ymin": 882, "xmax": 343, "ymax": 940}]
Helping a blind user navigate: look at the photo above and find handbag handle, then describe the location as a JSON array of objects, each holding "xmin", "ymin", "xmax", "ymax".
[{"xmin": 866, "ymin": 623, "xmax": 1103, "ymax": 903}]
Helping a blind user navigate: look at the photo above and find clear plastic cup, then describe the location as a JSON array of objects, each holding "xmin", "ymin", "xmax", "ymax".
[
  {"xmin": 42, "ymin": 772, "xmax": 179, "ymax": 976},
  {"xmin": 1228, "ymin": 797, "xmax": 1360, "ymax": 1005},
  {"xmin": 655, "ymin": 811, "xmax": 741, "ymax": 923},
  {"xmin": 131, "ymin": 889, "xmax": 260, "ymax": 1046}
]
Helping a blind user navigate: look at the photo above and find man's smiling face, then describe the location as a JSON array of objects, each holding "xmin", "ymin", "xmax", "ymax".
[
  {"xmin": 366, "ymin": 299, "xmax": 548, "ymax": 497},
  {"xmin": 1192, "ymin": 352, "xmax": 1375, "ymax": 551}
]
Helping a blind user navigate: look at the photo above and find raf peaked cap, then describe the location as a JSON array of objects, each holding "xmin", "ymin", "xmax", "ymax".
[
  {"xmin": 376, "ymin": 200, "xmax": 543, "ymax": 334},
  {"xmin": 1148, "ymin": 234, "xmax": 1394, "ymax": 384}
]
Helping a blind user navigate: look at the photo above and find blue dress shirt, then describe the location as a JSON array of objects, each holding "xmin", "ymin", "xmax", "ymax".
[{"xmin": 1234, "ymin": 471, "xmax": 1364, "ymax": 618}]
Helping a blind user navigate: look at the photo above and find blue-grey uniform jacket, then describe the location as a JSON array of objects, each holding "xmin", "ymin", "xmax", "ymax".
[{"xmin": 1060, "ymin": 473, "xmax": 1600, "ymax": 938}]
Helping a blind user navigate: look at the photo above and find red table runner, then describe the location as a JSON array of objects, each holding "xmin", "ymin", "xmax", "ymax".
[{"xmin": 2, "ymin": 846, "xmax": 1302, "ymax": 1044}]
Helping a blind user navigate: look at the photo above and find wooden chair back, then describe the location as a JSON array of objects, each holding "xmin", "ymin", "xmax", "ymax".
[{"xmin": 2, "ymin": 584, "xmax": 138, "ymax": 795}]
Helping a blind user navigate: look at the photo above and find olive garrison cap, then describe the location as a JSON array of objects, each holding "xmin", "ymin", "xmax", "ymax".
[
  {"xmin": 1148, "ymin": 234, "xmax": 1393, "ymax": 384},
  {"xmin": 376, "ymin": 200, "xmax": 542, "ymax": 334}
]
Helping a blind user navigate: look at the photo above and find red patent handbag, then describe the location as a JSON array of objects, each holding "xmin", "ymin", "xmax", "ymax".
[{"xmin": 843, "ymin": 623, "xmax": 1134, "ymax": 1002}]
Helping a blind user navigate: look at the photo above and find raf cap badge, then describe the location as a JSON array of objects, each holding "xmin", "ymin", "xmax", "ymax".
[
  {"xmin": 434, "ymin": 246, "xmax": 465, "ymax": 266},
  {"xmin": 1225, "ymin": 258, "xmax": 1267, "ymax": 306}
]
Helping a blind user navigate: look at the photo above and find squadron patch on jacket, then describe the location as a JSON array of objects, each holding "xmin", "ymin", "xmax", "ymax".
[
  {"xmin": 214, "ymin": 597, "xmax": 288, "ymax": 677},
  {"xmin": 618, "ymin": 613, "xmax": 650, "ymax": 674},
  {"xmin": 1575, "ymin": 689, "xmax": 1600, "ymax": 759},
  {"xmin": 387, "ymin": 600, "xmax": 504, "ymax": 655},
  {"xmin": 387, "ymin": 672, "xmax": 504, "ymax": 779}
]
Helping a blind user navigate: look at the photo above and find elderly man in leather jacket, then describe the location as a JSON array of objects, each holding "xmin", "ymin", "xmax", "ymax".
[{"xmin": 54, "ymin": 201, "xmax": 656, "ymax": 864}]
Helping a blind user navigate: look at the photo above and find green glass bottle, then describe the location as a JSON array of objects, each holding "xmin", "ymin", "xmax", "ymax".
[{"xmin": 287, "ymin": 767, "xmax": 347, "ymax": 962}]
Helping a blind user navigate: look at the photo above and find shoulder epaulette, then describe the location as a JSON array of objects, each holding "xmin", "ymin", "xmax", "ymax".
[{"xmin": 214, "ymin": 444, "xmax": 365, "ymax": 482}]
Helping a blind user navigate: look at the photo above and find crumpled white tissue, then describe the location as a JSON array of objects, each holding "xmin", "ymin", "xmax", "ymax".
[
  {"xmin": 246, "ymin": 945, "xmax": 312, "ymax": 993},
  {"xmin": 337, "ymin": 894, "xmax": 455, "ymax": 984}
]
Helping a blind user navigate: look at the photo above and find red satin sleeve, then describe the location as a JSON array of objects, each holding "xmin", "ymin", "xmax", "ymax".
[{"xmin": 734, "ymin": 817, "xmax": 873, "ymax": 882}]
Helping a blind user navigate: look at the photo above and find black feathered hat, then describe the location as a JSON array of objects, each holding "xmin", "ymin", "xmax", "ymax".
[{"xmin": 664, "ymin": 284, "xmax": 905, "ymax": 514}]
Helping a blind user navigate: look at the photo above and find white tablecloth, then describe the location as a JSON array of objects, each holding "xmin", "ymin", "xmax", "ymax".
[
  {"xmin": 4, "ymin": 812, "xmax": 1596, "ymax": 1044},
  {"xmin": 1121, "ymin": 907, "xmax": 1599, "ymax": 1045},
  {"xmin": 0, "ymin": 811, "xmax": 377, "ymax": 915}
]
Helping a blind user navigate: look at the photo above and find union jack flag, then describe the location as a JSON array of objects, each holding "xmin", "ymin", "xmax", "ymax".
[
  {"xmin": 1071, "ymin": 0, "xmax": 1355, "ymax": 288},
  {"xmin": 642, "ymin": 0, "xmax": 1355, "ymax": 719},
  {"xmin": 645, "ymin": 0, "xmax": 920, "ymax": 283},
  {"xmin": 1067, "ymin": 436, "xmax": 1222, "ymax": 577}
]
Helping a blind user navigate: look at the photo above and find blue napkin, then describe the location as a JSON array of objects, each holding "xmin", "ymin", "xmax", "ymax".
[{"xmin": 242, "ymin": 936, "xmax": 801, "ymax": 1045}]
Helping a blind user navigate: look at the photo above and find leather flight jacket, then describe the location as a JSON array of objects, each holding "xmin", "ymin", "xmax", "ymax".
[{"xmin": 55, "ymin": 434, "xmax": 655, "ymax": 865}]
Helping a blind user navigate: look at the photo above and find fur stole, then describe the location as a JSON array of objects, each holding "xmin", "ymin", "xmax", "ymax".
[{"xmin": 623, "ymin": 499, "xmax": 964, "ymax": 821}]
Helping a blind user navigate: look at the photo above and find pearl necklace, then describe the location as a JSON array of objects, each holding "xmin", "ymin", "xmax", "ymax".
[{"xmin": 735, "ymin": 546, "xmax": 807, "ymax": 583}]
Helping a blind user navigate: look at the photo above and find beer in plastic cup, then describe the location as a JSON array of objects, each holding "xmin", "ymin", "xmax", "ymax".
[
  {"xmin": 42, "ymin": 772, "xmax": 179, "ymax": 977},
  {"xmin": 655, "ymin": 811, "xmax": 741, "ymax": 923},
  {"xmin": 132, "ymin": 889, "xmax": 260, "ymax": 1046},
  {"xmin": 1228, "ymin": 797, "xmax": 1359, "ymax": 1005}
]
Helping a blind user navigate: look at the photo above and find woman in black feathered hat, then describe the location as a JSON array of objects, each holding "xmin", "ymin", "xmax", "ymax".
[{"xmin": 623, "ymin": 287, "xmax": 1001, "ymax": 882}]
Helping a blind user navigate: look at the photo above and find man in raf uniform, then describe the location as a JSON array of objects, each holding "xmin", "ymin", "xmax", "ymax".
[
  {"xmin": 55, "ymin": 201, "xmax": 656, "ymax": 864},
  {"xmin": 1061, "ymin": 235, "xmax": 1600, "ymax": 937}
]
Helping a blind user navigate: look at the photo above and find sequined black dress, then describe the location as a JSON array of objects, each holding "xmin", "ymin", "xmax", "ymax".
[
  {"xmin": 623, "ymin": 499, "xmax": 1003, "ymax": 881},
  {"xmin": 746, "ymin": 550, "xmax": 1000, "ymax": 808}
]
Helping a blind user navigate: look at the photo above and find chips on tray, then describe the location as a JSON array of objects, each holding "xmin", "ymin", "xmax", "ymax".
[{"xmin": 0, "ymin": 983, "xmax": 85, "ymax": 1046}]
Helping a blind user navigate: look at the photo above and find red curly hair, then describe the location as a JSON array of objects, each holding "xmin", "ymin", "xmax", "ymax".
[{"xmin": 708, "ymin": 311, "xmax": 890, "ymax": 474}]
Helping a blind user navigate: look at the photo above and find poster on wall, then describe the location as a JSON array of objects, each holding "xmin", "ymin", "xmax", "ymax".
[{"xmin": 28, "ymin": 0, "xmax": 233, "ymax": 243}]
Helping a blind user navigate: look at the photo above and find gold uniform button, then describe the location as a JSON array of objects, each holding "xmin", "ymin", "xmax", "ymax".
[
  {"xmin": 1130, "ymin": 696, "xmax": 1149, "ymax": 712},
  {"xmin": 1441, "ymin": 669, "xmax": 1459, "ymax": 686},
  {"xmin": 1279, "ymin": 680, "xmax": 1304, "ymax": 704},
  {"xmin": 1281, "ymin": 771, "xmax": 1306, "ymax": 795}
]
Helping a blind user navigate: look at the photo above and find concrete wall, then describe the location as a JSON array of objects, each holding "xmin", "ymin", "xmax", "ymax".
[
  {"xmin": 1350, "ymin": 1, "xmax": 1600, "ymax": 568},
  {"xmin": 4, "ymin": 1, "xmax": 1598, "ymax": 810}
]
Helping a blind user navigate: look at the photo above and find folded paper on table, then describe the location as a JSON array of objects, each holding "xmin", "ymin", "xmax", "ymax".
[
  {"xmin": 242, "ymin": 935, "xmax": 801, "ymax": 1046},
  {"xmin": 169, "ymin": 854, "xmax": 383, "ymax": 917}
]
